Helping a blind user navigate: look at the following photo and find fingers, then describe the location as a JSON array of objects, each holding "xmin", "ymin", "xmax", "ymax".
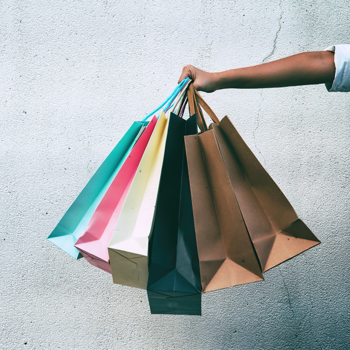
[
  {"xmin": 178, "ymin": 65, "xmax": 214, "ymax": 92},
  {"xmin": 178, "ymin": 65, "xmax": 195, "ymax": 84}
]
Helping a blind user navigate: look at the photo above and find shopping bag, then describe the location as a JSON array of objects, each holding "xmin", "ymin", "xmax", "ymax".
[
  {"xmin": 47, "ymin": 79, "xmax": 190, "ymax": 259},
  {"xmin": 74, "ymin": 116, "xmax": 158, "ymax": 273},
  {"xmin": 185, "ymin": 86, "xmax": 320, "ymax": 293},
  {"xmin": 215, "ymin": 116, "xmax": 320, "ymax": 272},
  {"xmin": 107, "ymin": 81, "xmax": 190, "ymax": 288},
  {"xmin": 146, "ymin": 111, "xmax": 202, "ymax": 315},
  {"xmin": 108, "ymin": 112, "xmax": 169, "ymax": 287},
  {"xmin": 47, "ymin": 121, "xmax": 147, "ymax": 259},
  {"xmin": 185, "ymin": 87, "xmax": 263, "ymax": 293},
  {"xmin": 146, "ymin": 85, "xmax": 210, "ymax": 314}
]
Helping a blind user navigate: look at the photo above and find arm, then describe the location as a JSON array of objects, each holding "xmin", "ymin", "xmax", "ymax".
[{"xmin": 178, "ymin": 51, "xmax": 335, "ymax": 92}]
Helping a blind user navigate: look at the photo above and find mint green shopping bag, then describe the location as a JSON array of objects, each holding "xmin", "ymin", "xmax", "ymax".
[{"xmin": 47, "ymin": 122, "xmax": 146, "ymax": 259}]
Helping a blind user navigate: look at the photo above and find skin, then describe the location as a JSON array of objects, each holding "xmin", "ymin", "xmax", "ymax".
[{"xmin": 178, "ymin": 51, "xmax": 336, "ymax": 92}]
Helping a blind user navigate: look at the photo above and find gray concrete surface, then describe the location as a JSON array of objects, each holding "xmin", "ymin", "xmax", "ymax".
[{"xmin": 1, "ymin": 0, "xmax": 349, "ymax": 349}]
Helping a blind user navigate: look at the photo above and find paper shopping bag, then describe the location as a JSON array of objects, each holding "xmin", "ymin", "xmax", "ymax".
[
  {"xmin": 47, "ymin": 121, "xmax": 147, "ymax": 259},
  {"xmin": 183, "ymin": 85, "xmax": 262, "ymax": 292},
  {"xmin": 74, "ymin": 116, "xmax": 158, "ymax": 273},
  {"xmin": 185, "ymin": 86, "xmax": 320, "ymax": 292},
  {"xmin": 185, "ymin": 130, "xmax": 264, "ymax": 292},
  {"xmin": 215, "ymin": 116, "xmax": 320, "ymax": 272},
  {"xmin": 147, "ymin": 112, "xmax": 202, "ymax": 315},
  {"xmin": 108, "ymin": 112, "xmax": 169, "ymax": 288},
  {"xmin": 108, "ymin": 80, "xmax": 190, "ymax": 287},
  {"xmin": 47, "ymin": 79, "xmax": 190, "ymax": 260}
]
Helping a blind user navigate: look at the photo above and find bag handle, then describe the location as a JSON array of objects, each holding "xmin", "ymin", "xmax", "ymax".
[
  {"xmin": 194, "ymin": 88, "xmax": 220, "ymax": 125},
  {"xmin": 166, "ymin": 79, "xmax": 191, "ymax": 115},
  {"xmin": 142, "ymin": 77, "xmax": 190, "ymax": 122},
  {"xmin": 187, "ymin": 84, "xmax": 206, "ymax": 132},
  {"xmin": 187, "ymin": 84, "xmax": 220, "ymax": 132}
]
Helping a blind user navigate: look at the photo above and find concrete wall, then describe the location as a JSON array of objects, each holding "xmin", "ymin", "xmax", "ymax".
[{"xmin": 1, "ymin": 1, "xmax": 349, "ymax": 349}]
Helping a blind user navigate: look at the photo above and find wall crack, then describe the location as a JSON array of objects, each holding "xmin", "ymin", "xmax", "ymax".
[
  {"xmin": 278, "ymin": 267, "xmax": 295, "ymax": 318},
  {"xmin": 254, "ymin": 0, "xmax": 283, "ymax": 166},
  {"xmin": 262, "ymin": 0, "xmax": 283, "ymax": 63}
]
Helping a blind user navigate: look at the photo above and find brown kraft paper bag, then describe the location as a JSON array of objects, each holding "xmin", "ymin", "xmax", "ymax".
[
  {"xmin": 185, "ymin": 86, "xmax": 320, "ymax": 292},
  {"xmin": 185, "ymin": 86, "xmax": 264, "ymax": 292},
  {"xmin": 213, "ymin": 116, "xmax": 320, "ymax": 272}
]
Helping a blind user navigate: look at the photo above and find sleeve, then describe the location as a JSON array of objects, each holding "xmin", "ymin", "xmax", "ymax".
[{"xmin": 324, "ymin": 44, "xmax": 350, "ymax": 92}]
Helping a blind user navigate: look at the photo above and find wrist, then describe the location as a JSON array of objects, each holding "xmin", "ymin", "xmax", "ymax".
[
  {"xmin": 214, "ymin": 70, "xmax": 240, "ymax": 90},
  {"xmin": 211, "ymin": 72, "xmax": 224, "ymax": 91}
]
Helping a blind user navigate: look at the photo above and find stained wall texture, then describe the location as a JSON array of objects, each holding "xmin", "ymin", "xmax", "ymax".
[{"xmin": 1, "ymin": 1, "xmax": 349, "ymax": 349}]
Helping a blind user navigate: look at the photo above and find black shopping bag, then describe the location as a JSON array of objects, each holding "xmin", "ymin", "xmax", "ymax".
[{"xmin": 147, "ymin": 112, "xmax": 202, "ymax": 315}]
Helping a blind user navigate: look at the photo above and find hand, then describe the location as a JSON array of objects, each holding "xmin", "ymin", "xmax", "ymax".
[{"xmin": 178, "ymin": 65, "xmax": 218, "ymax": 93}]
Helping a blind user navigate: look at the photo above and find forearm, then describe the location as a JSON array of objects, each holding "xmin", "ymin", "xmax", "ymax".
[{"xmin": 213, "ymin": 51, "xmax": 335, "ymax": 90}]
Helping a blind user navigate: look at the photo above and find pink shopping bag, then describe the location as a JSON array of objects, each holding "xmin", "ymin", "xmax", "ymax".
[{"xmin": 74, "ymin": 116, "xmax": 158, "ymax": 273}]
